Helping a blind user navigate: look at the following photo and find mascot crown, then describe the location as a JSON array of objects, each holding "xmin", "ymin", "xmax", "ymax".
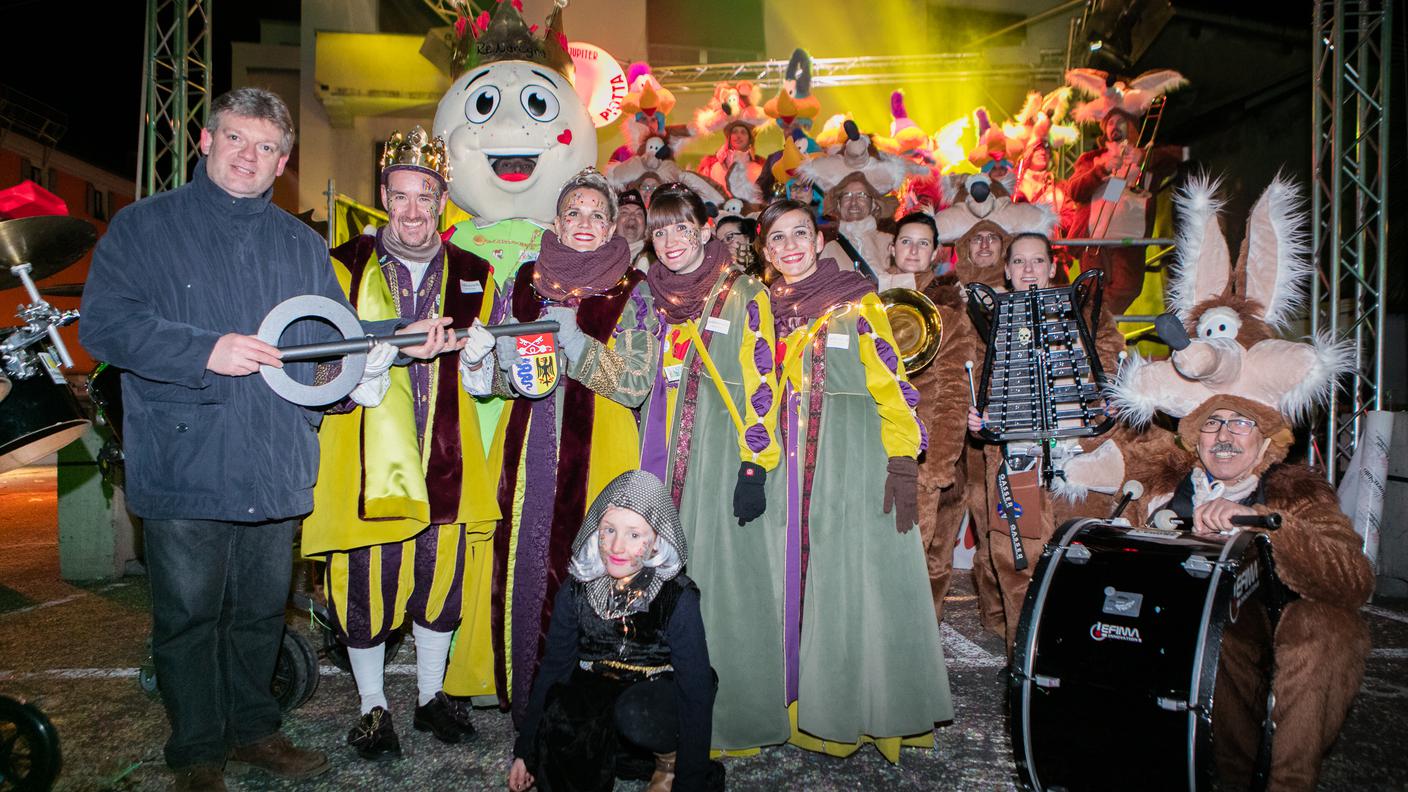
[{"xmin": 453, "ymin": 0, "xmax": 573, "ymax": 79}]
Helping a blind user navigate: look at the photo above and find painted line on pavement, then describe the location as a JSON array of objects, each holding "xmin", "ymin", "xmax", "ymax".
[{"xmin": 941, "ymin": 623, "xmax": 1005, "ymax": 669}]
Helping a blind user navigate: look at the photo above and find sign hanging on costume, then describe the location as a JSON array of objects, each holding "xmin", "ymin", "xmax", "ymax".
[
  {"xmin": 568, "ymin": 41, "xmax": 627, "ymax": 128},
  {"xmin": 511, "ymin": 331, "xmax": 560, "ymax": 397}
]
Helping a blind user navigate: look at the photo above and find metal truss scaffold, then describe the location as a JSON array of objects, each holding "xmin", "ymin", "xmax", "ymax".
[
  {"xmin": 649, "ymin": 53, "xmax": 1065, "ymax": 94},
  {"xmin": 1309, "ymin": 0, "xmax": 1392, "ymax": 480},
  {"xmin": 137, "ymin": 0, "xmax": 212, "ymax": 198}
]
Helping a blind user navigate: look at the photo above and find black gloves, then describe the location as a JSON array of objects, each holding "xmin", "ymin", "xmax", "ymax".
[
  {"xmin": 882, "ymin": 456, "xmax": 919, "ymax": 534},
  {"xmin": 733, "ymin": 462, "xmax": 767, "ymax": 525}
]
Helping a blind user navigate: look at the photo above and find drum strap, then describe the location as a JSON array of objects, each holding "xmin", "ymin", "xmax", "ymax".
[{"xmin": 996, "ymin": 459, "xmax": 1029, "ymax": 571}]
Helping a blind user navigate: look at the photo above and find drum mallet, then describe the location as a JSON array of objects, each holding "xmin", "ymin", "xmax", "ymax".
[
  {"xmin": 964, "ymin": 360, "xmax": 977, "ymax": 405},
  {"xmin": 1109, "ymin": 480, "xmax": 1143, "ymax": 520},
  {"xmin": 1152, "ymin": 510, "xmax": 1283, "ymax": 533}
]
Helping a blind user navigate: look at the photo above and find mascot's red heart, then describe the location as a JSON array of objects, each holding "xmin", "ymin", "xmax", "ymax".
[{"xmin": 557, "ymin": 129, "xmax": 572, "ymax": 145}]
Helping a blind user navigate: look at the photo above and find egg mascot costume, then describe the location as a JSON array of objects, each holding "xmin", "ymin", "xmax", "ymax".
[{"xmin": 436, "ymin": 0, "xmax": 598, "ymax": 704}]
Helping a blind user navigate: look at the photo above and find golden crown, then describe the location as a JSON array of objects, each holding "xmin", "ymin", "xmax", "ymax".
[{"xmin": 380, "ymin": 126, "xmax": 450, "ymax": 183}]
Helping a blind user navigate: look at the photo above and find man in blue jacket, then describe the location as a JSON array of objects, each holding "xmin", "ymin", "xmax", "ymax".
[{"xmin": 80, "ymin": 88, "xmax": 456, "ymax": 791}]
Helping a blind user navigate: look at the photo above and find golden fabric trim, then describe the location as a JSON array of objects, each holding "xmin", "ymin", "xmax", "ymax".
[{"xmin": 582, "ymin": 658, "xmax": 674, "ymax": 676}]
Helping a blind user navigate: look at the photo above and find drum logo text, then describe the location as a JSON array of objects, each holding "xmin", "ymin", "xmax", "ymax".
[
  {"xmin": 1090, "ymin": 621, "xmax": 1142, "ymax": 643},
  {"xmin": 1229, "ymin": 559, "xmax": 1260, "ymax": 623}
]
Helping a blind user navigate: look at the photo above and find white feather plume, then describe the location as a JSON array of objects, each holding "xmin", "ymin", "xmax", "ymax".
[
  {"xmin": 1279, "ymin": 330, "xmax": 1354, "ymax": 425},
  {"xmin": 1167, "ymin": 173, "xmax": 1226, "ymax": 321},
  {"xmin": 1104, "ymin": 351, "xmax": 1161, "ymax": 427},
  {"xmin": 1243, "ymin": 173, "xmax": 1311, "ymax": 330}
]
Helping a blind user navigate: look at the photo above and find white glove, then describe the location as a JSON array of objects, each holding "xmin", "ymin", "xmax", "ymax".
[
  {"xmin": 459, "ymin": 321, "xmax": 495, "ymax": 368},
  {"xmin": 460, "ymin": 321, "xmax": 496, "ymax": 395},
  {"xmin": 349, "ymin": 342, "xmax": 397, "ymax": 407}
]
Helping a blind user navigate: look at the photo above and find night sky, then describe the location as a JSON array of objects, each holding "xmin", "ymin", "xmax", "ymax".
[{"xmin": 0, "ymin": 0, "xmax": 299, "ymax": 180}]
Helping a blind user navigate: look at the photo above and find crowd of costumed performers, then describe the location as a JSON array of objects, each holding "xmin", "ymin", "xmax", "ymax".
[{"xmin": 89, "ymin": 1, "xmax": 1374, "ymax": 790}]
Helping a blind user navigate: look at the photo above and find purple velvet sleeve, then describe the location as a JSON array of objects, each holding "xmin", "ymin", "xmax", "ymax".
[
  {"xmin": 753, "ymin": 337, "xmax": 774, "ymax": 376},
  {"xmin": 873, "ymin": 335, "xmax": 900, "ymax": 373}
]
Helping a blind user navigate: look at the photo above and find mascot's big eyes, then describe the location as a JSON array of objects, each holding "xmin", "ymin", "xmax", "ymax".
[
  {"xmin": 520, "ymin": 86, "xmax": 560, "ymax": 122},
  {"xmin": 1195, "ymin": 307, "xmax": 1242, "ymax": 340},
  {"xmin": 465, "ymin": 85, "xmax": 501, "ymax": 123}
]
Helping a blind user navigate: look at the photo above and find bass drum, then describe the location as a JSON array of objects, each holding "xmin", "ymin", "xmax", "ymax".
[
  {"xmin": 0, "ymin": 373, "xmax": 90, "ymax": 474},
  {"xmin": 1010, "ymin": 519, "xmax": 1283, "ymax": 792}
]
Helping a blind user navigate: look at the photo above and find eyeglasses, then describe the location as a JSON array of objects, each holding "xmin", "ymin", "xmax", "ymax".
[
  {"xmin": 838, "ymin": 191, "xmax": 871, "ymax": 202},
  {"xmin": 1199, "ymin": 416, "xmax": 1257, "ymax": 435},
  {"xmin": 969, "ymin": 233, "xmax": 1001, "ymax": 247}
]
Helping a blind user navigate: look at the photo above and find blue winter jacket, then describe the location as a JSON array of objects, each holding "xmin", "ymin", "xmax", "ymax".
[{"xmin": 79, "ymin": 159, "xmax": 395, "ymax": 522}]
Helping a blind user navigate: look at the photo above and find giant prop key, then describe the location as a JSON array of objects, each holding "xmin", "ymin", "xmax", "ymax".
[{"xmin": 256, "ymin": 295, "xmax": 558, "ymax": 406}]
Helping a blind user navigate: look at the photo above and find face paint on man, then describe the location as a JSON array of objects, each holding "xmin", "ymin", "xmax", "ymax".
[{"xmin": 381, "ymin": 169, "xmax": 447, "ymax": 249}]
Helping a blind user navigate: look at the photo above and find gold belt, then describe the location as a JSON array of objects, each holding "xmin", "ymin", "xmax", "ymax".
[{"xmin": 581, "ymin": 659, "xmax": 674, "ymax": 677}]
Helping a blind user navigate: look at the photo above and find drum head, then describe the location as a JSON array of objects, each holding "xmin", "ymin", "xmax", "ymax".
[{"xmin": 0, "ymin": 374, "xmax": 90, "ymax": 474}]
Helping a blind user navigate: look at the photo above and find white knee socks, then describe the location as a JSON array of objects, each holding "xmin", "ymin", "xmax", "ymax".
[
  {"xmin": 412, "ymin": 622, "xmax": 454, "ymax": 707},
  {"xmin": 348, "ymin": 643, "xmax": 388, "ymax": 714}
]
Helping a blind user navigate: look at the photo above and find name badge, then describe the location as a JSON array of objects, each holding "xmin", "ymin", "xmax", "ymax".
[
  {"xmin": 704, "ymin": 317, "xmax": 731, "ymax": 335},
  {"xmin": 826, "ymin": 333, "xmax": 850, "ymax": 349},
  {"xmin": 459, "ymin": 279, "xmax": 483, "ymax": 294},
  {"xmin": 663, "ymin": 364, "xmax": 683, "ymax": 384}
]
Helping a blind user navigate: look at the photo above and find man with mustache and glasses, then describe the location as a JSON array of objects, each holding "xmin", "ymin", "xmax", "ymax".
[{"xmin": 1112, "ymin": 396, "xmax": 1374, "ymax": 791}]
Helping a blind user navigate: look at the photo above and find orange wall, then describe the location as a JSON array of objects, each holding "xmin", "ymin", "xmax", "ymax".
[{"xmin": 0, "ymin": 149, "xmax": 135, "ymax": 375}]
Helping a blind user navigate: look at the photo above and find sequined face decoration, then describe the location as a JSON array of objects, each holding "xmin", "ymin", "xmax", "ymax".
[
  {"xmin": 597, "ymin": 506, "xmax": 657, "ymax": 581},
  {"xmin": 553, "ymin": 187, "xmax": 615, "ymax": 253},
  {"xmin": 651, "ymin": 221, "xmax": 709, "ymax": 275},
  {"xmin": 381, "ymin": 169, "xmax": 447, "ymax": 249},
  {"xmin": 763, "ymin": 209, "xmax": 824, "ymax": 284}
]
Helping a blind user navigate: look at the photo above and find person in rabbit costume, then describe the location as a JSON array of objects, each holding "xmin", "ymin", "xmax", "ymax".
[{"xmin": 1059, "ymin": 175, "xmax": 1372, "ymax": 791}]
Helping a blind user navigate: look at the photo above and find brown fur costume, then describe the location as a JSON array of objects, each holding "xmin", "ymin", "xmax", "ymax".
[
  {"xmin": 909, "ymin": 270, "xmax": 978, "ymax": 621},
  {"xmin": 1059, "ymin": 175, "xmax": 1367, "ymax": 789}
]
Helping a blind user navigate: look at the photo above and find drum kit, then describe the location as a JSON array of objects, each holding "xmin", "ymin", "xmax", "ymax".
[{"xmin": 0, "ymin": 215, "xmax": 96, "ymax": 475}]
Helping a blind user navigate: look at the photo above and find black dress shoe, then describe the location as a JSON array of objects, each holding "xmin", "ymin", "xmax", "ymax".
[
  {"xmin": 414, "ymin": 691, "xmax": 476, "ymax": 743},
  {"xmin": 347, "ymin": 706, "xmax": 401, "ymax": 761}
]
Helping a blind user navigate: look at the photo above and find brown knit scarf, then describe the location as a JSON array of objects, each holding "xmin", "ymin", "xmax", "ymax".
[
  {"xmin": 646, "ymin": 238, "xmax": 734, "ymax": 323},
  {"xmin": 769, "ymin": 256, "xmax": 876, "ymax": 323},
  {"xmin": 531, "ymin": 231, "xmax": 632, "ymax": 302}
]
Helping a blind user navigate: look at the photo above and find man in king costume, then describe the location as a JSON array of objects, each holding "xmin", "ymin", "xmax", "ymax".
[{"xmin": 303, "ymin": 128, "xmax": 502, "ymax": 759}]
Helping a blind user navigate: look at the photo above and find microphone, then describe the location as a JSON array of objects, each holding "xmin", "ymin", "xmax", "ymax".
[
  {"xmin": 1110, "ymin": 480, "xmax": 1143, "ymax": 520},
  {"xmin": 1151, "ymin": 509, "xmax": 1282, "ymax": 532},
  {"xmin": 1153, "ymin": 312, "xmax": 1190, "ymax": 350}
]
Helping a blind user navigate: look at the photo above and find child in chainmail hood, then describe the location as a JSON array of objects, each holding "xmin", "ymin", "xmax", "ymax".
[{"xmin": 508, "ymin": 470, "xmax": 723, "ymax": 792}]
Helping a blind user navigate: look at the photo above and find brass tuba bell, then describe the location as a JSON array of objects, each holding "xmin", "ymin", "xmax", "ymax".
[{"xmin": 880, "ymin": 287, "xmax": 943, "ymax": 375}]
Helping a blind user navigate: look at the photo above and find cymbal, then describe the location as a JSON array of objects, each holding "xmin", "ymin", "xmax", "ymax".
[
  {"xmin": 0, "ymin": 216, "xmax": 98, "ymax": 290},
  {"xmin": 38, "ymin": 282, "xmax": 85, "ymax": 298}
]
